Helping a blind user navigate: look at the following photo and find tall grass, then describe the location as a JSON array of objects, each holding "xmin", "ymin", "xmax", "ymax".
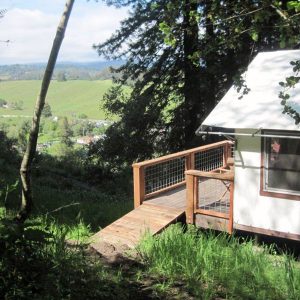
[
  {"xmin": 0, "ymin": 214, "xmax": 135, "ymax": 300},
  {"xmin": 1, "ymin": 149, "xmax": 133, "ymax": 233},
  {"xmin": 33, "ymin": 184, "xmax": 133, "ymax": 231},
  {"xmin": 139, "ymin": 224, "xmax": 300, "ymax": 299}
]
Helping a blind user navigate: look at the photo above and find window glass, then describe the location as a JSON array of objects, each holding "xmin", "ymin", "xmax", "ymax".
[{"xmin": 264, "ymin": 133, "xmax": 300, "ymax": 195}]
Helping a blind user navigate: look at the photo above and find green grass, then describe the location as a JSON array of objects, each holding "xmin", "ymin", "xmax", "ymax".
[
  {"xmin": 0, "ymin": 213, "xmax": 147, "ymax": 300},
  {"xmin": 138, "ymin": 224, "xmax": 300, "ymax": 299},
  {"xmin": 0, "ymin": 80, "xmax": 114, "ymax": 119},
  {"xmin": 32, "ymin": 181, "xmax": 133, "ymax": 232},
  {"xmin": 2, "ymin": 166, "xmax": 133, "ymax": 233},
  {"xmin": 1, "ymin": 131, "xmax": 300, "ymax": 299}
]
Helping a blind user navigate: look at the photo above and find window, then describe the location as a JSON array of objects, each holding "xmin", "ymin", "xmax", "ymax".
[{"xmin": 261, "ymin": 130, "xmax": 300, "ymax": 200}]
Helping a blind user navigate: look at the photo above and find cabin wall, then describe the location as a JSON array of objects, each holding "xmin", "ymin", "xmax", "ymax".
[{"xmin": 233, "ymin": 129, "xmax": 300, "ymax": 236}]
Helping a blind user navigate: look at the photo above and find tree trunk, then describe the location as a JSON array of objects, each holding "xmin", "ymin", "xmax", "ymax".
[
  {"xmin": 17, "ymin": 0, "xmax": 75, "ymax": 222},
  {"xmin": 183, "ymin": 0, "xmax": 201, "ymax": 148},
  {"xmin": 202, "ymin": 0, "xmax": 216, "ymax": 119}
]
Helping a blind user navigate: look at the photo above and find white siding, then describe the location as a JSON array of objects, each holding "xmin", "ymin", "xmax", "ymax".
[{"xmin": 234, "ymin": 130, "xmax": 300, "ymax": 235}]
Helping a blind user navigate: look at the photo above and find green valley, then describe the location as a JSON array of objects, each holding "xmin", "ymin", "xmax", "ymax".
[{"xmin": 0, "ymin": 79, "xmax": 113, "ymax": 120}]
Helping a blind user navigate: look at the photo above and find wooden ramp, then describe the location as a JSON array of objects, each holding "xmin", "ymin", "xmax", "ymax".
[{"xmin": 90, "ymin": 202, "xmax": 185, "ymax": 250}]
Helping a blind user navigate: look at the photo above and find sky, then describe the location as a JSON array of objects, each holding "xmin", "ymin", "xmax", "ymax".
[{"xmin": 0, "ymin": 0, "xmax": 128, "ymax": 65}]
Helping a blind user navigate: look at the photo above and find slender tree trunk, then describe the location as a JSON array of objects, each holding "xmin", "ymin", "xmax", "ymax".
[
  {"xmin": 17, "ymin": 0, "xmax": 75, "ymax": 222},
  {"xmin": 183, "ymin": 0, "xmax": 201, "ymax": 148},
  {"xmin": 203, "ymin": 0, "xmax": 216, "ymax": 118}
]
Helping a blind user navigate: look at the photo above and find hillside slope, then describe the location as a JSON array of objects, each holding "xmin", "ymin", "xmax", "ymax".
[{"xmin": 0, "ymin": 80, "xmax": 113, "ymax": 119}]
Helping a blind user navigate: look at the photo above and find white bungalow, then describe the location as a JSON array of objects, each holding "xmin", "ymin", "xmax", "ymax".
[{"xmin": 196, "ymin": 50, "xmax": 300, "ymax": 241}]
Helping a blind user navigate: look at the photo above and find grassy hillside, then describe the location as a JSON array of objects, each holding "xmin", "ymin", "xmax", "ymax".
[{"xmin": 0, "ymin": 80, "xmax": 113, "ymax": 120}]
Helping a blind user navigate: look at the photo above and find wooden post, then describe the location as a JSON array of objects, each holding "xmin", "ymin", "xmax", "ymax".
[
  {"xmin": 186, "ymin": 173, "xmax": 195, "ymax": 224},
  {"xmin": 191, "ymin": 152, "xmax": 195, "ymax": 169},
  {"xmin": 185, "ymin": 154, "xmax": 191, "ymax": 171},
  {"xmin": 185, "ymin": 152, "xmax": 195, "ymax": 172},
  {"xmin": 133, "ymin": 165, "xmax": 145, "ymax": 208},
  {"xmin": 194, "ymin": 176, "xmax": 198, "ymax": 212},
  {"xmin": 228, "ymin": 180, "xmax": 234, "ymax": 234},
  {"xmin": 223, "ymin": 143, "xmax": 228, "ymax": 167}
]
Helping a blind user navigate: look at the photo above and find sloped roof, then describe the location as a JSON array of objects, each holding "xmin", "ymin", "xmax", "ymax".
[{"xmin": 198, "ymin": 50, "xmax": 300, "ymax": 132}]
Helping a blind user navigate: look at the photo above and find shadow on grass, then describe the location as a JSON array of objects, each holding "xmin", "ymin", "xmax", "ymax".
[
  {"xmin": 1, "ymin": 152, "xmax": 134, "ymax": 233},
  {"xmin": 0, "ymin": 219, "xmax": 163, "ymax": 300}
]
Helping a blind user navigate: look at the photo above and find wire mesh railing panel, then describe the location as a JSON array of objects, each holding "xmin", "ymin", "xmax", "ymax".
[
  {"xmin": 144, "ymin": 157, "xmax": 186, "ymax": 195},
  {"xmin": 197, "ymin": 178, "xmax": 230, "ymax": 215},
  {"xmin": 194, "ymin": 146, "xmax": 224, "ymax": 171},
  {"xmin": 230, "ymin": 142, "xmax": 235, "ymax": 158}
]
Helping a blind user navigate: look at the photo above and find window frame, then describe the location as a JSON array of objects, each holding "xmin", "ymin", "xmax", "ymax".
[{"xmin": 260, "ymin": 130, "xmax": 300, "ymax": 201}]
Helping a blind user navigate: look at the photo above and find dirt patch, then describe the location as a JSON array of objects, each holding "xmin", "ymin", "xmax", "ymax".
[{"xmin": 88, "ymin": 240, "xmax": 139, "ymax": 266}]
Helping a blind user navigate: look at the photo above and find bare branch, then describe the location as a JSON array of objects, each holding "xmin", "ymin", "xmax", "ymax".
[{"xmin": 270, "ymin": 4, "xmax": 288, "ymax": 20}]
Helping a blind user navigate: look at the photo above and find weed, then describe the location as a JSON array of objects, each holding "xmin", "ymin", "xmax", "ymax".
[{"xmin": 138, "ymin": 224, "xmax": 300, "ymax": 299}]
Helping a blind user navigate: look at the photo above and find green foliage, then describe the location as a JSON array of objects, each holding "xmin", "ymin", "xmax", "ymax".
[
  {"xmin": 17, "ymin": 120, "xmax": 31, "ymax": 152},
  {"xmin": 1, "ymin": 127, "xmax": 299, "ymax": 298},
  {"xmin": 0, "ymin": 98, "xmax": 7, "ymax": 107},
  {"xmin": 42, "ymin": 102, "xmax": 52, "ymax": 118},
  {"xmin": 93, "ymin": 0, "xmax": 300, "ymax": 169},
  {"xmin": 287, "ymin": 1, "xmax": 300, "ymax": 12},
  {"xmin": 0, "ymin": 130, "xmax": 19, "ymax": 164},
  {"xmin": 0, "ymin": 143, "xmax": 133, "ymax": 230},
  {"xmin": 279, "ymin": 60, "xmax": 300, "ymax": 124},
  {"xmin": 57, "ymin": 71, "xmax": 67, "ymax": 82},
  {"xmin": 159, "ymin": 21, "xmax": 177, "ymax": 47},
  {"xmin": 0, "ymin": 139, "xmax": 135, "ymax": 298},
  {"xmin": 0, "ymin": 217, "xmax": 52, "ymax": 298},
  {"xmin": 233, "ymin": 70, "xmax": 251, "ymax": 99},
  {"xmin": 0, "ymin": 131, "xmax": 20, "ymax": 210},
  {"xmin": 11, "ymin": 99, "xmax": 24, "ymax": 110},
  {"xmin": 0, "ymin": 180, "xmax": 18, "ymax": 210},
  {"xmin": 139, "ymin": 224, "xmax": 300, "ymax": 299},
  {"xmin": 0, "ymin": 215, "xmax": 132, "ymax": 299},
  {"xmin": 59, "ymin": 117, "xmax": 73, "ymax": 147},
  {"xmin": 78, "ymin": 113, "xmax": 88, "ymax": 119}
]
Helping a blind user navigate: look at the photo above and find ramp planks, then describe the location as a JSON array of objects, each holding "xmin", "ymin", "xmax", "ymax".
[{"xmin": 90, "ymin": 202, "xmax": 185, "ymax": 250}]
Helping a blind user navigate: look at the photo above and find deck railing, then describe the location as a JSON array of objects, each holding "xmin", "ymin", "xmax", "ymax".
[
  {"xmin": 185, "ymin": 169, "xmax": 234, "ymax": 233},
  {"xmin": 132, "ymin": 140, "xmax": 234, "ymax": 208}
]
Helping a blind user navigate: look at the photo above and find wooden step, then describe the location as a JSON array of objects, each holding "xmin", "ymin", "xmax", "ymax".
[{"xmin": 90, "ymin": 203, "xmax": 185, "ymax": 251}]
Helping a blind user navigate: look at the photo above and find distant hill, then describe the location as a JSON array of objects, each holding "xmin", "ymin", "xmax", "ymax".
[{"xmin": 0, "ymin": 61, "xmax": 125, "ymax": 80}]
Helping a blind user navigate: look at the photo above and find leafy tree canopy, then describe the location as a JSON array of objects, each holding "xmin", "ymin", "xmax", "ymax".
[
  {"xmin": 57, "ymin": 71, "xmax": 67, "ymax": 82},
  {"xmin": 41, "ymin": 102, "xmax": 52, "ymax": 118},
  {"xmin": 91, "ymin": 0, "xmax": 300, "ymax": 169},
  {"xmin": 59, "ymin": 117, "xmax": 74, "ymax": 147}
]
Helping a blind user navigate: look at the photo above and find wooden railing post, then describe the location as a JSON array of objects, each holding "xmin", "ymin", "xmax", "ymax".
[
  {"xmin": 228, "ymin": 180, "xmax": 234, "ymax": 234},
  {"xmin": 223, "ymin": 141, "xmax": 234, "ymax": 167},
  {"xmin": 185, "ymin": 172, "xmax": 195, "ymax": 224},
  {"xmin": 185, "ymin": 152, "xmax": 195, "ymax": 171},
  {"xmin": 223, "ymin": 143, "xmax": 228, "ymax": 167},
  {"xmin": 185, "ymin": 154, "xmax": 191, "ymax": 171},
  {"xmin": 133, "ymin": 165, "xmax": 145, "ymax": 208}
]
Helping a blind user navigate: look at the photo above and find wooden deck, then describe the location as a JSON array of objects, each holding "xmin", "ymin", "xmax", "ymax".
[
  {"xmin": 90, "ymin": 179, "xmax": 230, "ymax": 251},
  {"xmin": 146, "ymin": 185, "xmax": 186, "ymax": 209},
  {"xmin": 146, "ymin": 179, "xmax": 230, "ymax": 214}
]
